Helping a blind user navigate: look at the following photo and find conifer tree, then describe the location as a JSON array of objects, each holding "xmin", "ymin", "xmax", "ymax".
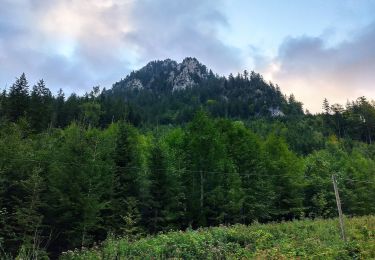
[
  {"xmin": 110, "ymin": 122, "xmax": 143, "ymax": 232},
  {"xmin": 30, "ymin": 79, "xmax": 52, "ymax": 131},
  {"xmin": 263, "ymin": 134, "xmax": 305, "ymax": 219},
  {"xmin": 148, "ymin": 142, "xmax": 170, "ymax": 232},
  {"xmin": 0, "ymin": 90, "xmax": 6, "ymax": 119},
  {"xmin": 53, "ymin": 88, "xmax": 65, "ymax": 127},
  {"xmin": 221, "ymin": 120, "xmax": 274, "ymax": 223},
  {"xmin": 7, "ymin": 73, "xmax": 30, "ymax": 121},
  {"xmin": 13, "ymin": 168, "xmax": 45, "ymax": 258},
  {"xmin": 184, "ymin": 111, "xmax": 237, "ymax": 226}
]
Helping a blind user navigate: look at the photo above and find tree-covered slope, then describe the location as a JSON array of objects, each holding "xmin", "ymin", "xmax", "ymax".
[
  {"xmin": 103, "ymin": 57, "xmax": 303, "ymax": 124},
  {"xmin": 1, "ymin": 111, "xmax": 375, "ymax": 259},
  {"xmin": 1, "ymin": 61, "xmax": 375, "ymax": 259}
]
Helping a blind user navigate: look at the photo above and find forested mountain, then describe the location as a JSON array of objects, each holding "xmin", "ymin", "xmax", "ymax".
[
  {"xmin": 105, "ymin": 57, "xmax": 302, "ymax": 124},
  {"xmin": 0, "ymin": 58, "xmax": 303, "ymax": 129},
  {"xmin": 0, "ymin": 60, "xmax": 375, "ymax": 258}
]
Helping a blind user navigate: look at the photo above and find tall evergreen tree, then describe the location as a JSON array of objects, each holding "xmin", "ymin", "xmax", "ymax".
[
  {"xmin": 110, "ymin": 122, "xmax": 143, "ymax": 233},
  {"xmin": 0, "ymin": 90, "xmax": 6, "ymax": 119},
  {"xmin": 7, "ymin": 73, "xmax": 30, "ymax": 121},
  {"xmin": 221, "ymin": 120, "xmax": 274, "ymax": 223},
  {"xmin": 263, "ymin": 134, "xmax": 305, "ymax": 219},
  {"xmin": 30, "ymin": 79, "xmax": 53, "ymax": 131},
  {"xmin": 53, "ymin": 89, "xmax": 65, "ymax": 127},
  {"xmin": 13, "ymin": 168, "xmax": 46, "ymax": 258},
  {"xmin": 184, "ymin": 111, "xmax": 241, "ymax": 226},
  {"xmin": 147, "ymin": 142, "xmax": 170, "ymax": 232},
  {"xmin": 322, "ymin": 98, "xmax": 330, "ymax": 114}
]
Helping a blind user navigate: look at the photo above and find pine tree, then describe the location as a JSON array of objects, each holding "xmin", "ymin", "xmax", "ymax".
[
  {"xmin": 110, "ymin": 122, "xmax": 143, "ymax": 232},
  {"xmin": 120, "ymin": 198, "xmax": 143, "ymax": 240},
  {"xmin": 13, "ymin": 168, "xmax": 46, "ymax": 258},
  {"xmin": 53, "ymin": 89, "xmax": 65, "ymax": 127},
  {"xmin": 221, "ymin": 120, "xmax": 274, "ymax": 223},
  {"xmin": 0, "ymin": 90, "xmax": 6, "ymax": 119},
  {"xmin": 322, "ymin": 98, "xmax": 330, "ymax": 114},
  {"xmin": 30, "ymin": 79, "xmax": 53, "ymax": 131},
  {"xmin": 184, "ymin": 111, "xmax": 234, "ymax": 226},
  {"xmin": 7, "ymin": 73, "xmax": 30, "ymax": 121},
  {"xmin": 263, "ymin": 134, "xmax": 305, "ymax": 220},
  {"xmin": 148, "ymin": 142, "xmax": 170, "ymax": 232}
]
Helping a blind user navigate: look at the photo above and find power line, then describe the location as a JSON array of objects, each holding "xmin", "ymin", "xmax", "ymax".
[
  {"xmin": 0, "ymin": 157, "xmax": 324, "ymax": 179},
  {"xmin": 2, "ymin": 156, "xmax": 375, "ymax": 184}
]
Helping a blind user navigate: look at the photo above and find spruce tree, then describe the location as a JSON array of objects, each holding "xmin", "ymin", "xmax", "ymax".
[
  {"xmin": 184, "ymin": 111, "xmax": 236, "ymax": 226},
  {"xmin": 30, "ymin": 79, "xmax": 52, "ymax": 131},
  {"xmin": 221, "ymin": 120, "xmax": 274, "ymax": 223},
  {"xmin": 53, "ymin": 89, "xmax": 65, "ymax": 127},
  {"xmin": 7, "ymin": 73, "xmax": 30, "ymax": 121},
  {"xmin": 13, "ymin": 168, "xmax": 46, "ymax": 258},
  {"xmin": 148, "ymin": 142, "xmax": 170, "ymax": 232},
  {"xmin": 111, "ymin": 122, "xmax": 143, "ymax": 232},
  {"xmin": 322, "ymin": 98, "xmax": 330, "ymax": 114},
  {"xmin": 0, "ymin": 90, "xmax": 6, "ymax": 119},
  {"xmin": 263, "ymin": 134, "xmax": 305, "ymax": 219}
]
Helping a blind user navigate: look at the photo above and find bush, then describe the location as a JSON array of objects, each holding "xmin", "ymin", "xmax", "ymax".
[{"xmin": 61, "ymin": 216, "xmax": 375, "ymax": 259}]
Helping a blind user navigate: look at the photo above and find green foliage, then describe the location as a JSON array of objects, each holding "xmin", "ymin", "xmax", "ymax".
[
  {"xmin": 29, "ymin": 79, "xmax": 53, "ymax": 132},
  {"xmin": 263, "ymin": 134, "xmax": 305, "ymax": 219},
  {"xmin": 147, "ymin": 141, "xmax": 173, "ymax": 232},
  {"xmin": 120, "ymin": 198, "xmax": 143, "ymax": 240},
  {"xmin": 1, "ymin": 73, "xmax": 375, "ymax": 258},
  {"xmin": 183, "ymin": 110, "xmax": 235, "ymax": 227},
  {"xmin": 1, "ymin": 109, "xmax": 375, "ymax": 257},
  {"xmin": 7, "ymin": 73, "xmax": 30, "ymax": 121},
  {"xmin": 109, "ymin": 122, "xmax": 145, "ymax": 234},
  {"xmin": 60, "ymin": 216, "xmax": 375, "ymax": 259}
]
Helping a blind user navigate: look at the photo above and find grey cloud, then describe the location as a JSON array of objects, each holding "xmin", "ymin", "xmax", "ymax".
[
  {"xmin": 125, "ymin": 0, "xmax": 243, "ymax": 74},
  {"xmin": 258, "ymin": 22, "xmax": 375, "ymax": 112},
  {"xmin": 0, "ymin": 0, "xmax": 242, "ymax": 94},
  {"xmin": 277, "ymin": 22, "xmax": 375, "ymax": 89},
  {"xmin": 0, "ymin": 1, "xmax": 130, "ymax": 93}
]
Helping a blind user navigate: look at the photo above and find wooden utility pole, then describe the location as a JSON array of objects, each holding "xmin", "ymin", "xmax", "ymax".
[
  {"xmin": 332, "ymin": 174, "xmax": 346, "ymax": 241},
  {"xmin": 200, "ymin": 170, "xmax": 204, "ymax": 209}
]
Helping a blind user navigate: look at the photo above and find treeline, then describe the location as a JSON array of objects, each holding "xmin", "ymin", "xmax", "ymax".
[
  {"xmin": 1, "ymin": 73, "xmax": 375, "ymax": 258},
  {"xmin": 321, "ymin": 97, "xmax": 375, "ymax": 144},
  {"xmin": 0, "ymin": 73, "xmax": 139, "ymax": 130},
  {"xmin": 0, "ymin": 72, "xmax": 303, "ymax": 130},
  {"xmin": 1, "ymin": 73, "xmax": 375, "ymax": 145},
  {"xmin": 1, "ymin": 110, "xmax": 375, "ymax": 258}
]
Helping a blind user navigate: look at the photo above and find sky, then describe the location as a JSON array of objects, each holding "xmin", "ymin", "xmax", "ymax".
[{"xmin": 1, "ymin": 0, "xmax": 375, "ymax": 113}]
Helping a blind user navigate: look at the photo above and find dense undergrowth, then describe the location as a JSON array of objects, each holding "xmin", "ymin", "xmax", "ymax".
[{"xmin": 61, "ymin": 215, "xmax": 375, "ymax": 259}]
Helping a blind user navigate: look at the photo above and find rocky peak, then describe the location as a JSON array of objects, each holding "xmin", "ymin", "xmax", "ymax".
[
  {"xmin": 121, "ymin": 57, "xmax": 208, "ymax": 91},
  {"xmin": 180, "ymin": 57, "xmax": 200, "ymax": 72}
]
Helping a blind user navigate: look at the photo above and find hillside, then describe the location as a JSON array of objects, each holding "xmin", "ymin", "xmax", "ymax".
[
  {"xmin": 61, "ymin": 216, "xmax": 375, "ymax": 259},
  {"xmin": 102, "ymin": 57, "xmax": 303, "ymax": 124},
  {"xmin": 1, "ymin": 63, "xmax": 375, "ymax": 259}
]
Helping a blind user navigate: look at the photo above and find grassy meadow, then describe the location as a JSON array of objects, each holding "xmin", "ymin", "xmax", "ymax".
[{"xmin": 60, "ymin": 215, "xmax": 375, "ymax": 259}]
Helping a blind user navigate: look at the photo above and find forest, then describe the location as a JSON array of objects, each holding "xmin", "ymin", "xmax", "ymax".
[{"xmin": 0, "ymin": 72, "xmax": 375, "ymax": 259}]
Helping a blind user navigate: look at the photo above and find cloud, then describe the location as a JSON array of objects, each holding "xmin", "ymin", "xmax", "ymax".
[
  {"xmin": 258, "ymin": 22, "xmax": 375, "ymax": 113},
  {"xmin": 0, "ymin": 0, "xmax": 241, "ymax": 93},
  {"xmin": 0, "ymin": 0, "xmax": 131, "ymax": 93},
  {"xmin": 125, "ymin": 0, "xmax": 243, "ymax": 74}
]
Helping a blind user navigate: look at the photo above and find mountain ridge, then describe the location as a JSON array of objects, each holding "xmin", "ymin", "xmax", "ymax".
[
  {"xmin": 113, "ymin": 57, "xmax": 211, "ymax": 92},
  {"xmin": 103, "ymin": 57, "xmax": 303, "ymax": 124}
]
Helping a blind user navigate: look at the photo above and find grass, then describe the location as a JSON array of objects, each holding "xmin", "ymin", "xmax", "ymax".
[{"xmin": 60, "ymin": 216, "xmax": 375, "ymax": 259}]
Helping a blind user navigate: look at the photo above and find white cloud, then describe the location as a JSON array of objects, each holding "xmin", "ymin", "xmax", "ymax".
[
  {"xmin": 0, "ymin": 0, "xmax": 241, "ymax": 93},
  {"xmin": 258, "ymin": 22, "xmax": 375, "ymax": 113}
]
